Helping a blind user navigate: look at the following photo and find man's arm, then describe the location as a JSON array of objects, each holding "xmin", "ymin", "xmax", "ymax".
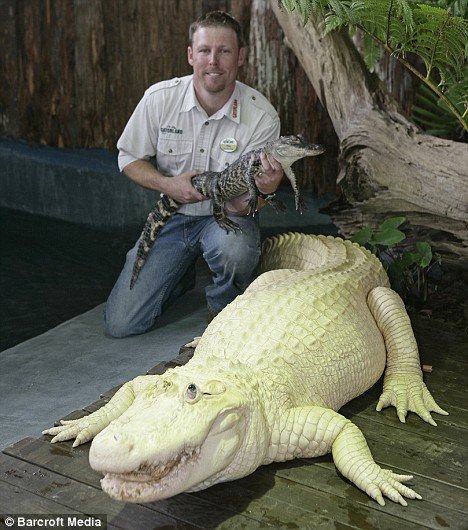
[{"xmin": 123, "ymin": 159, "xmax": 205, "ymax": 204}]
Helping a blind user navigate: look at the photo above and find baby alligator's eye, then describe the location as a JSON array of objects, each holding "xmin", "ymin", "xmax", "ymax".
[{"xmin": 185, "ymin": 383, "xmax": 199, "ymax": 402}]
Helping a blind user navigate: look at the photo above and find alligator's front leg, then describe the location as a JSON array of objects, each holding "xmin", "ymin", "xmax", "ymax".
[
  {"xmin": 282, "ymin": 166, "xmax": 305, "ymax": 212},
  {"xmin": 368, "ymin": 287, "xmax": 448, "ymax": 425},
  {"xmin": 242, "ymin": 156, "xmax": 262, "ymax": 215},
  {"xmin": 268, "ymin": 406, "xmax": 421, "ymax": 506},
  {"xmin": 43, "ymin": 376, "xmax": 158, "ymax": 447},
  {"xmin": 212, "ymin": 184, "xmax": 242, "ymax": 233}
]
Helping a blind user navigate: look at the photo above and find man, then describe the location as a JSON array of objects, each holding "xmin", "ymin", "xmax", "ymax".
[{"xmin": 105, "ymin": 11, "xmax": 283, "ymax": 338}]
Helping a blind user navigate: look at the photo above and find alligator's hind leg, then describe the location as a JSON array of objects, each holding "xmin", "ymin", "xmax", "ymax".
[
  {"xmin": 269, "ymin": 406, "xmax": 422, "ymax": 506},
  {"xmin": 212, "ymin": 188, "xmax": 242, "ymax": 233},
  {"xmin": 42, "ymin": 376, "xmax": 159, "ymax": 446},
  {"xmin": 367, "ymin": 287, "xmax": 448, "ymax": 425}
]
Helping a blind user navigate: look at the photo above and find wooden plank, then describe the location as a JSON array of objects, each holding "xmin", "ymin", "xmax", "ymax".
[
  {"xmin": 178, "ymin": 346, "xmax": 196, "ymax": 364},
  {"xmin": 0, "ymin": 477, "xmax": 78, "ymax": 515},
  {"xmin": 0, "ymin": 453, "xmax": 195, "ymax": 529},
  {"xmin": 4, "ymin": 431, "xmax": 463, "ymax": 530},
  {"xmin": 2, "ymin": 438, "xmax": 270, "ymax": 529},
  {"xmin": 345, "ymin": 381, "xmax": 468, "ymax": 430},
  {"xmin": 3, "ymin": 437, "xmax": 103, "ymax": 489},
  {"xmin": 411, "ymin": 317, "xmax": 468, "ymax": 369},
  {"xmin": 146, "ymin": 360, "xmax": 181, "ymax": 375},
  {"xmin": 54, "ymin": 409, "xmax": 90, "ymax": 427},
  {"xmin": 193, "ymin": 469, "xmax": 425, "ymax": 530},
  {"xmin": 348, "ymin": 416, "xmax": 467, "ymax": 488},
  {"xmin": 100, "ymin": 383, "xmax": 125, "ymax": 401},
  {"xmin": 83, "ymin": 398, "xmax": 110, "ymax": 414},
  {"xmin": 341, "ymin": 393, "xmax": 468, "ymax": 445},
  {"xmin": 270, "ymin": 459, "xmax": 468, "ymax": 529}
]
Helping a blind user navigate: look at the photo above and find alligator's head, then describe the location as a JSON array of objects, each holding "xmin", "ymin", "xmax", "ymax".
[
  {"xmin": 267, "ymin": 134, "xmax": 325, "ymax": 167},
  {"xmin": 89, "ymin": 368, "xmax": 267, "ymax": 502}
]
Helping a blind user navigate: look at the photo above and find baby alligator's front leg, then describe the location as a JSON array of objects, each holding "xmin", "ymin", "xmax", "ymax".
[
  {"xmin": 212, "ymin": 184, "xmax": 242, "ymax": 233},
  {"xmin": 243, "ymin": 157, "xmax": 262, "ymax": 215}
]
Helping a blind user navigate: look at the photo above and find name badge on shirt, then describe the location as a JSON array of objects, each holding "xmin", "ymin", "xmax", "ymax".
[{"xmin": 220, "ymin": 138, "xmax": 238, "ymax": 152}]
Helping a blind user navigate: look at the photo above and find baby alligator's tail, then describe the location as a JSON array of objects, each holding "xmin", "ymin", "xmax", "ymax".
[{"xmin": 130, "ymin": 195, "xmax": 180, "ymax": 289}]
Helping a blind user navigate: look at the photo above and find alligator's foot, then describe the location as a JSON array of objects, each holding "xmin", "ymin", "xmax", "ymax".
[
  {"xmin": 216, "ymin": 217, "xmax": 243, "ymax": 233},
  {"xmin": 295, "ymin": 194, "xmax": 307, "ymax": 213},
  {"xmin": 43, "ymin": 416, "xmax": 101, "ymax": 447},
  {"xmin": 247, "ymin": 196, "xmax": 259, "ymax": 216},
  {"xmin": 184, "ymin": 336, "xmax": 201, "ymax": 348},
  {"xmin": 354, "ymin": 465, "xmax": 421, "ymax": 507},
  {"xmin": 267, "ymin": 196, "xmax": 287, "ymax": 212},
  {"xmin": 377, "ymin": 374, "xmax": 448, "ymax": 426}
]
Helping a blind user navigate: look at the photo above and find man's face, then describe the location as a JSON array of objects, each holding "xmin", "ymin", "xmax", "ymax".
[{"xmin": 188, "ymin": 27, "xmax": 245, "ymax": 97}]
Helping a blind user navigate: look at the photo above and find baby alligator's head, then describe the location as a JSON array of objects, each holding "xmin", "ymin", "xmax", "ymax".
[{"xmin": 267, "ymin": 134, "xmax": 325, "ymax": 167}]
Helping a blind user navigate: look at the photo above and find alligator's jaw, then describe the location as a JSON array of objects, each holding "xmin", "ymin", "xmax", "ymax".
[{"xmin": 101, "ymin": 448, "xmax": 200, "ymax": 502}]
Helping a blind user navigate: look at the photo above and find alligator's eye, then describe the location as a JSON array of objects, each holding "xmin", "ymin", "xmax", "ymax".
[{"xmin": 185, "ymin": 383, "xmax": 200, "ymax": 402}]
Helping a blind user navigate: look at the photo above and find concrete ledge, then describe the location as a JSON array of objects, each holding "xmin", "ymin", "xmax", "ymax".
[
  {"xmin": 0, "ymin": 139, "xmax": 157, "ymax": 228},
  {"xmin": 0, "ymin": 138, "xmax": 336, "ymax": 232}
]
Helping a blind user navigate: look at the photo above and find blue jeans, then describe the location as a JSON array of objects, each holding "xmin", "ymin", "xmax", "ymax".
[{"xmin": 104, "ymin": 213, "xmax": 261, "ymax": 338}]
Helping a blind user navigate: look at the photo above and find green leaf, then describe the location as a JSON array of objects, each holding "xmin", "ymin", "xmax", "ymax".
[
  {"xmin": 399, "ymin": 251, "xmax": 418, "ymax": 267},
  {"xmin": 351, "ymin": 226, "xmax": 373, "ymax": 245},
  {"xmin": 378, "ymin": 216, "xmax": 407, "ymax": 230},
  {"xmin": 414, "ymin": 241, "xmax": 433, "ymax": 267},
  {"xmin": 372, "ymin": 227, "xmax": 406, "ymax": 247}
]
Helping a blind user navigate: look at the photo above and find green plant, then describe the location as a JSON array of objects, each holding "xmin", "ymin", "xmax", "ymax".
[
  {"xmin": 412, "ymin": 65, "xmax": 468, "ymax": 139},
  {"xmin": 351, "ymin": 216, "xmax": 441, "ymax": 303},
  {"xmin": 279, "ymin": 0, "xmax": 468, "ymax": 132}
]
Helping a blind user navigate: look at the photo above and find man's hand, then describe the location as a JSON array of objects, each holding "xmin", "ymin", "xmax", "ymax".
[
  {"xmin": 255, "ymin": 152, "xmax": 283, "ymax": 195},
  {"xmin": 160, "ymin": 170, "xmax": 207, "ymax": 204},
  {"xmin": 225, "ymin": 152, "xmax": 284, "ymax": 215},
  {"xmin": 123, "ymin": 160, "xmax": 206, "ymax": 203}
]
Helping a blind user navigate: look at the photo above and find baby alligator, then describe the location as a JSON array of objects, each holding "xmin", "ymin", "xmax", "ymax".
[{"xmin": 130, "ymin": 135, "xmax": 325, "ymax": 289}]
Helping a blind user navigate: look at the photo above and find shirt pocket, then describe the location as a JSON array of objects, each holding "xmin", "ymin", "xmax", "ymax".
[
  {"xmin": 156, "ymin": 138, "xmax": 193, "ymax": 176},
  {"xmin": 210, "ymin": 149, "xmax": 240, "ymax": 173}
]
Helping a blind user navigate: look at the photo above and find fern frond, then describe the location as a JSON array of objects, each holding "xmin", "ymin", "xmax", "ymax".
[
  {"xmin": 363, "ymin": 32, "xmax": 384, "ymax": 70},
  {"xmin": 278, "ymin": 0, "xmax": 467, "ymax": 129},
  {"xmin": 409, "ymin": 4, "xmax": 467, "ymax": 84},
  {"xmin": 412, "ymin": 78, "xmax": 465, "ymax": 137}
]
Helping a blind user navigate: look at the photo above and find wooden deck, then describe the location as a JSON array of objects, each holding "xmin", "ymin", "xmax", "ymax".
[{"xmin": 1, "ymin": 315, "xmax": 467, "ymax": 529}]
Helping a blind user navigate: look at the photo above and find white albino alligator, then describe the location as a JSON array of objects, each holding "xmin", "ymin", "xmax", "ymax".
[{"xmin": 44, "ymin": 233, "xmax": 447, "ymax": 507}]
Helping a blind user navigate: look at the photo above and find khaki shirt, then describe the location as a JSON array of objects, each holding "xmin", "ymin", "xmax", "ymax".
[{"xmin": 117, "ymin": 75, "xmax": 280, "ymax": 216}]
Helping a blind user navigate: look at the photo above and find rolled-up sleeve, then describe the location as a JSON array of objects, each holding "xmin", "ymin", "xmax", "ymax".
[{"xmin": 116, "ymin": 91, "xmax": 160, "ymax": 172}]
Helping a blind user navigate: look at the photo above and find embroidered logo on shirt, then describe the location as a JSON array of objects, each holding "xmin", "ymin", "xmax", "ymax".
[
  {"xmin": 232, "ymin": 99, "xmax": 238, "ymax": 119},
  {"xmin": 160, "ymin": 125, "xmax": 183, "ymax": 134}
]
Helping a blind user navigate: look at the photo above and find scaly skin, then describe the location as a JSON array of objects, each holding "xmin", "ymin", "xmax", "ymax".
[
  {"xmin": 129, "ymin": 135, "xmax": 325, "ymax": 289},
  {"xmin": 44, "ymin": 233, "xmax": 447, "ymax": 507}
]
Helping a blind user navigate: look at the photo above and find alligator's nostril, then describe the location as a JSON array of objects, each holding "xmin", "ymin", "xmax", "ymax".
[{"xmin": 113, "ymin": 433, "xmax": 119, "ymax": 442}]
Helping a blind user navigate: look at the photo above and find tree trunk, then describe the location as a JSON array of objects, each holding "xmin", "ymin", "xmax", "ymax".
[{"xmin": 270, "ymin": 2, "xmax": 468, "ymax": 268}]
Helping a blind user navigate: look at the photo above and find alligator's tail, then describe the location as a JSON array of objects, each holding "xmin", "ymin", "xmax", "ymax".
[
  {"xmin": 258, "ymin": 233, "xmax": 347, "ymax": 274},
  {"xmin": 258, "ymin": 232, "xmax": 385, "ymax": 278},
  {"xmin": 130, "ymin": 195, "xmax": 180, "ymax": 289}
]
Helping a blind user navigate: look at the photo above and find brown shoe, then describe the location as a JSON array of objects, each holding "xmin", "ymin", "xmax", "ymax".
[{"xmin": 207, "ymin": 310, "xmax": 218, "ymax": 323}]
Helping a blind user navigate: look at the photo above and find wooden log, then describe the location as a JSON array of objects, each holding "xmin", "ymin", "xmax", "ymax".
[{"xmin": 270, "ymin": 1, "xmax": 468, "ymax": 268}]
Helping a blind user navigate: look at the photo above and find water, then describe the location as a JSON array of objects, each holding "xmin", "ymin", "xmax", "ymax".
[{"xmin": 0, "ymin": 208, "xmax": 137, "ymax": 351}]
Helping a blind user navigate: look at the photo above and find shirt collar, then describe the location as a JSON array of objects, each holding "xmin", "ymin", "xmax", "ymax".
[
  {"xmin": 181, "ymin": 79, "xmax": 241, "ymax": 124},
  {"xmin": 181, "ymin": 79, "xmax": 199, "ymax": 113}
]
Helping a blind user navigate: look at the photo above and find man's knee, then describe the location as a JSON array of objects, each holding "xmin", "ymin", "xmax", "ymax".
[
  {"xmin": 104, "ymin": 306, "xmax": 154, "ymax": 338},
  {"xmin": 225, "ymin": 242, "xmax": 260, "ymax": 274}
]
